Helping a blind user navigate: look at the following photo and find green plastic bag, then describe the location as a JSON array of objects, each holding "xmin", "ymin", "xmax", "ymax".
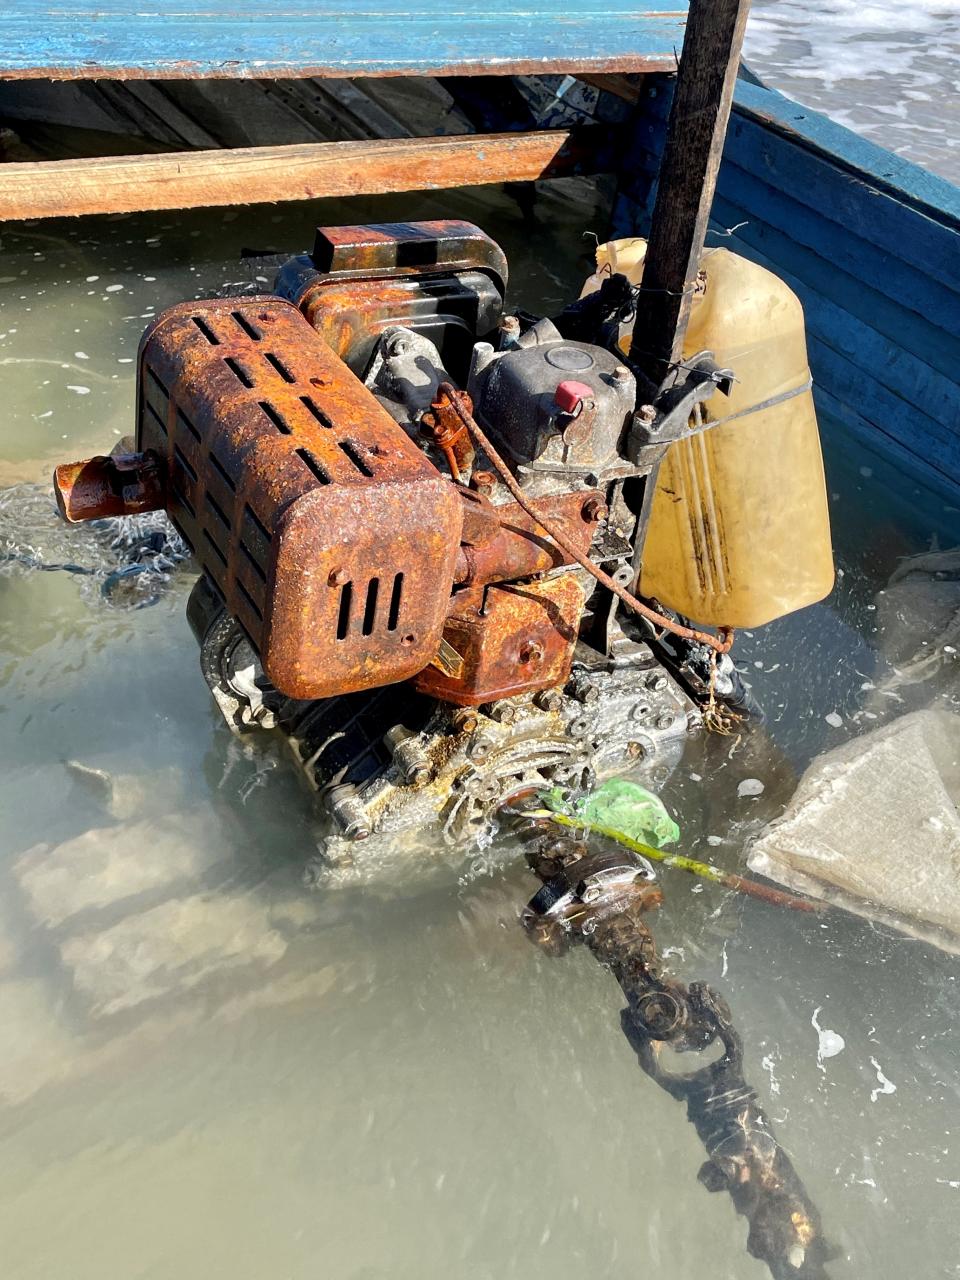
[{"xmin": 540, "ymin": 778, "xmax": 680, "ymax": 849}]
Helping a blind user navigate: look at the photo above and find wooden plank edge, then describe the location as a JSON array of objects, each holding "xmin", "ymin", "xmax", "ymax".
[
  {"xmin": 0, "ymin": 126, "xmax": 616, "ymax": 221},
  {"xmin": 0, "ymin": 54, "xmax": 682, "ymax": 83}
]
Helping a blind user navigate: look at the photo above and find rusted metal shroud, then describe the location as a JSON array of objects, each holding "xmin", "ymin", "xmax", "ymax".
[
  {"xmin": 54, "ymin": 289, "xmax": 600, "ymax": 705},
  {"xmin": 131, "ymin": 295, "xmax": 465, "ymax": 700},
  {"xmin": 311, "ymin": 221, "xmax": 509, "ymax": 291},
  {"xmin": 289, "ymin": 219, "xmax": 506, "ymax": 374}
]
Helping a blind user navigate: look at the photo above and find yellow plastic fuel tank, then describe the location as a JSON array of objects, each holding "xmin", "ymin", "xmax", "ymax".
[{"xmin": 590, "ymin": 239, "xmax": 834, "ymax": 629}]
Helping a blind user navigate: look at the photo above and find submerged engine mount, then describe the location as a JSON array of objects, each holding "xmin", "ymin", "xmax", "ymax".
[{"xmin": 54, "ymin": 220, "xmax": 747, "ymax": 874}]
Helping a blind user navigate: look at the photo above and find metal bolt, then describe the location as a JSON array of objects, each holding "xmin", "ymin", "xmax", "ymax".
[
  {"xmin": 384, "ymin": 726, "xmax": 434, "ymax": 787},
  {"xmin": 638, "ymin": 403, "xmax": 657, "ymax": 426},
  {"xmin": 325, "ymin": 785, "xmax": 371, "ymax": 842},
  {"xmin": 453, "ymin": 708, "xmax": 480, "ymax": 735},
  {"xmin": 626, "ymin": 740, "xmax": 645, "ymax": 760},
  {"xmin": 489, "ymin": 700, "xmax": 518, "ymax": 725},
  {"xmin": 535, "ymin": 688, "xmax": 564, "ymax": 713},
  {"xmin": 387, "ymin": 333, "xmax": 410, "ymax": 357},
  {"xmin": 519, "ymin": 640, "xmax": 544, "ymax": 665},
  {"xmin": 582, "ymin": 496, "xmax": 608, "ymax": 523},
  {"xmin": 498, "ymin": 314, "xmax": 521, "ymax": 337},
  {"xmin": 645, "ymin": 672, "xmax": 668, "ymax": 691},
  {"xmin": 328, "ymin": 568, "xmax": 349, "ymax": 587},
  {"xmin": 469, "ymin": 736, "xmax": 493, "ymax": 761},
  {"xmin": 470, "ymin": 469, "xmax": 496, "ymax": 495},
  {"xmin": 612, "ymin": 364, "xmax": 632, "ymax": 385},
  {"xmin": 655, "ymin": 712, "xmax": 675, "ymax": 730},
  {"xmin": 632, "ymin": 702, "xmax": 652, "ymax": 721},
  {"xmin": 570, "ymin": 675, "xmax": 599, "ymax": 704},
  {"xmin": 582, "ymin": 883, "xmax": 602, "ymax": 904}
]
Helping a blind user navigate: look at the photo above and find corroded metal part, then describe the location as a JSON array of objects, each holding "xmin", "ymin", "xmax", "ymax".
[
  {"xmin": 415, "ymin": 573, "xmax": 586, "ymax": 706},
  {"xmin": 53, "ymin": 450, "xmax": 166, "ymax": 523},
  {"xmin": 421, "ymin": 385, "xmax": 476, "ymax": 478},
  {"xmin": 311, "ymin": 220, "xmax": 509, "ymax": 292},
  {"xmin": 295, "ymin": 272, "xmax": 503, "ymax": 376},
  {"xmin": 452, "ymin": 489, "xmax": 602, "ymax": 588},
  {"xmin": 134, "ymin": 294, "xmax": 463, "ymax": 700},
  {"xmin": 280, "ymin": 221, "xmax": 507, "ymax": 376},
  {"xmin": 519, "ymin": 828, "xmax": 834, "ymax": 1280},
  {"xmin": 190, "ymin": 583, "xmax": 698, "ymax": 881}
]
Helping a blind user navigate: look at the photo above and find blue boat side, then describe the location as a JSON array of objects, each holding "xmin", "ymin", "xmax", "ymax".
[
  {"xmin": 614, "ymin": 77, "xmax": 960, "ymax": 494},
  {"xmin": 0, "ymin": 2, "xmax": 686, "ymax": 79}
]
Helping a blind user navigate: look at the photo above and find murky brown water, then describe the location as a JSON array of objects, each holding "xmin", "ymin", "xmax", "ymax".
[{"xmin": 0, "ymin": 151, "xmax": 959, "ymax": 1280}]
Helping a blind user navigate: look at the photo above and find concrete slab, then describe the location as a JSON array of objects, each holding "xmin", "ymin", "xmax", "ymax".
[
  {"xmin": 14, "ymin": 808, "xmax": 236, "ymax": 929},
  {"xmin": 748, "ymin": 708, "xmax": 960, "ymax": 952},
  {"xmin": 59, "ymin": 890, "xmax": 289, "ymax": 1017}
]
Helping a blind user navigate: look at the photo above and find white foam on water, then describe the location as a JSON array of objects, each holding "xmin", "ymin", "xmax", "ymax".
[
  {"xmin": 812, "ymin": 1005, "xmax": 847, "ymax": 1070},
  {"xmin": 746, "ymin": 0, "xmax": 960, "ymax": 180}
]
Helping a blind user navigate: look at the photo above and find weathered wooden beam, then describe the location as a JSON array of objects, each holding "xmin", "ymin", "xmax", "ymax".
[
  {"xmin": 0, "ymin": 125, "xmax": 615, "ymax": 221},
  {"xmin": 629, "ymin": 0, "xmax": 752, "ymax": 383},
  {"xmin": 576, "ymin": 73, "xmax": 647, "ymax": 105}
]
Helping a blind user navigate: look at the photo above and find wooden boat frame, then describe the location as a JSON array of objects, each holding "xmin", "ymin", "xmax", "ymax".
[{"xmin": 0, "ymin": 0, "xmax": 957, "ymax": 492}]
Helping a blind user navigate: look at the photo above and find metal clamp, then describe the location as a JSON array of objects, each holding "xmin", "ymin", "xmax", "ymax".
[{"xmin": 627, "ymin": 350, "xmax": 735, "ymax": 463}]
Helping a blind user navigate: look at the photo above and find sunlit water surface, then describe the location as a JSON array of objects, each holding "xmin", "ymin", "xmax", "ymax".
[
  {"xmin": 746, "ymin": 0, "xmax": 960, "ymax": 183},
  {"xmin": 0, "ymin": 140, "xmax": 958, "ymax": 1280}
]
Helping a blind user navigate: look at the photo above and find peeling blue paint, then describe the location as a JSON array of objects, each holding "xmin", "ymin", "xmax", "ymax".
[{"xmin": 0, "ymin": 2, "xmax": 688, "ymax": 78}]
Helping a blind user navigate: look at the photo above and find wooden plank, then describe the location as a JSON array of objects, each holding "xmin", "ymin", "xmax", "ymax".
[
  {"xmin": 610, "ymin": 93, "xmax": 960, "ymax": 334},
  {"xmin": 160, "ymin": 79, "xmax": 338, "ymax": 148},
  {"xmin": 724, "ymin": 109, "xmax": 960, "ymax": 298},
  {"xmin": 0, "ymin": 2, "xmax": 687, "ymax": 80},
  {"xmin": 629, "ymin": 0, "xmax": 751, "ymax": 383},
  {"xmin": 91, "ymin": 80, "xmax": 222, "ymax": 148},
  {"xmin": 576, "ymin": 73, "xmax": 647, "ymax": 104},
  {"xmin": 808, "ymin": 337, "xmax": 960, "ymax": 477},
  {"xmin": 0, "ymin": 126, "xmax": 617, "ymax": 221},
  {"xmin": 814, "ymin": 384, "xmax": 960, "ymax": 498},
  {"xmin": 615, "ymin": 76, "xmax": 960, "ymax": 294}
]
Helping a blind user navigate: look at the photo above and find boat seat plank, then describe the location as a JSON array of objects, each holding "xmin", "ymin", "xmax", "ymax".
[
  {"xmin": 0, "ymin": 2, "xmax": 687, "ymax": 80},
  {"xmin": 0, "ymin": 126, "xmax": 618, "ymax": 220}
]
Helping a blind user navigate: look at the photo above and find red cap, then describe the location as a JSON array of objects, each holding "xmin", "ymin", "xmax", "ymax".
[{"xmin": 553, "ymin": 380, "xmax": 593, "ymax": 415}]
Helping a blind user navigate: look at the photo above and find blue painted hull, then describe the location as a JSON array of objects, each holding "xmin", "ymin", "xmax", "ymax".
[{"xmin": 614, "ymin": 76, "xmax": 960, "ymax": 494}]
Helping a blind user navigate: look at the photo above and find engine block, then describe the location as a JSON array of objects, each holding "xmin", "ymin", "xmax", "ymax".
[{"xmin": 52, "ymin": 218, "xmax": 743, "ymax": 872}]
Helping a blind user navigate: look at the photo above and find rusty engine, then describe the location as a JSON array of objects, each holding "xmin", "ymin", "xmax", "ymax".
[{"xmin": 55, "ymin": 220, "xmax": 746, "ymax": 876}]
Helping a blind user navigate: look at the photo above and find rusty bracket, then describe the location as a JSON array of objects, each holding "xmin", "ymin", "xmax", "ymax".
[{"xmin": 422, "ymin": 388, "xmax": 476, "ymax": 481}]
